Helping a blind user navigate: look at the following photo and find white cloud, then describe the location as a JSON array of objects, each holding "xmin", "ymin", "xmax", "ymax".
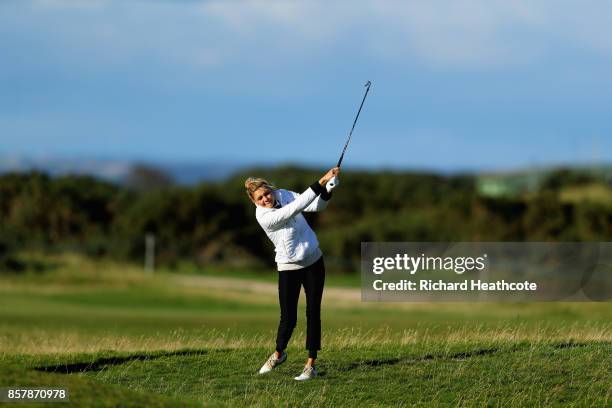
[
  {"xmin": 197, "ymin": 0, "xmax": 612, "ymax": 68},
  {"xmin": 4, "ymin": 0, "xmax": 612, "ymax": 75},
  {"xmin": 33, "ymin": 0, "xmax": 110, "ymax": 10}
]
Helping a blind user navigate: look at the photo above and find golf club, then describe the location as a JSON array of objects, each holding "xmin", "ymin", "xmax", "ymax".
[{"xmin": 328, "ymin": 81, "xmax": 372, "ymax": 189}]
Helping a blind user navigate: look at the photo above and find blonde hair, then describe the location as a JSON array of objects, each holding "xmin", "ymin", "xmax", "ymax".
[{"xmin": 244, "ymin": 177, "xmax": 276, "ymax": 199}]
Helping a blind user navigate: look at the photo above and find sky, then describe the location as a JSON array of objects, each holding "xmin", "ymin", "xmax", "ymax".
[{"xmin": 1, "ymin": 0, "xmax": 612, "ymax": 172}]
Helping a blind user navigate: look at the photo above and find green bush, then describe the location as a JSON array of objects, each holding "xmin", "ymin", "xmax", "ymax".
[{"xmin": 1, "ymin": 167, "xmax": 611, "ymax": 272}]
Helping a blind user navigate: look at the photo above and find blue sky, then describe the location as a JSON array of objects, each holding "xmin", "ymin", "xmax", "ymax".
[{"xmin": 1, "ymin": 0, "xmax": 612, "ymax": 171}]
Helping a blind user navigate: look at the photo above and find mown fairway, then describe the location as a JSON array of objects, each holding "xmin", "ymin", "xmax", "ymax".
[{"xmin": 1, "ymin": 255, "xmax": 610, "ymax": 407}]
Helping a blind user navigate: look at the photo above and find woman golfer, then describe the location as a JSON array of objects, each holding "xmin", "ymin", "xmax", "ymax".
[{"xmin": 245, "ymin": 167, "xmax": 339, "ymax": 381}]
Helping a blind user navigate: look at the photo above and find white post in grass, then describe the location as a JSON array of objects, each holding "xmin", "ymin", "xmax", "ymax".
[{"xmin": 145, "ymin": 233, "xmax": 155, "ymax": 275}]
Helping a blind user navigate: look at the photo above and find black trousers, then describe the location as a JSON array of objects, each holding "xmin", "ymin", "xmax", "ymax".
[{"xmin": 275, "ymin": 256, "xmax": 325, "ymax": 359}]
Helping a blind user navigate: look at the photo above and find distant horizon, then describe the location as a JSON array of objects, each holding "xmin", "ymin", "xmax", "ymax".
[{"xmin": 1, "ymin": 152, "xmax": 611, "ymax": 176}]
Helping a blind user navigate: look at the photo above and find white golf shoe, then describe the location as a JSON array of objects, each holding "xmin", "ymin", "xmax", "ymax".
[
  {"xmin": 258, "ymin": 351, "xmax": 287, "ymax": 374},
  {"xmin": 294, "ymin": 365, "xmax": 318, "ymax": 381}
]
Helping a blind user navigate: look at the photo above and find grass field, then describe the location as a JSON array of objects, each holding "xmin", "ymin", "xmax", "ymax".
[{"xmin": 1, "ymin": 254, "xmax": 610, "ymax": 407}]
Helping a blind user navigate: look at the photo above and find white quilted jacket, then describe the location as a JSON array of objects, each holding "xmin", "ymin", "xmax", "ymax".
[{"xmin": 255, "ymin": 184, "xmax": 329, "ymax": 264}]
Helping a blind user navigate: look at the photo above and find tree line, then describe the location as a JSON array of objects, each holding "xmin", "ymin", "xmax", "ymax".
[{"xmin": 1, "ymin": 167, "xmax": 610, "ymax": 273}]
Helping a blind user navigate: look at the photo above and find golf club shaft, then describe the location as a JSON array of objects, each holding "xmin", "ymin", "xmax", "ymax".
[{"xmin": 336, "ymin": 81, "xmax": 372, "ymax": 168}]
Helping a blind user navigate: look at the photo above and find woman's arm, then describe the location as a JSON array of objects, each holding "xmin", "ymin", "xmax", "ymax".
[
  {"xmin": 256, "ymin": 182, "xmax": 325, "ymax": 230},
  {"xmin": 303, "ymin": 169, "xmax": 338, "ymax": 212},
  {"xmin": 302, "ymin": 189, "xmax": 332, "ymax": 212},
  {"xmin": 256, "ymin": 167, "xmax": 339, "ymax": 230}
]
